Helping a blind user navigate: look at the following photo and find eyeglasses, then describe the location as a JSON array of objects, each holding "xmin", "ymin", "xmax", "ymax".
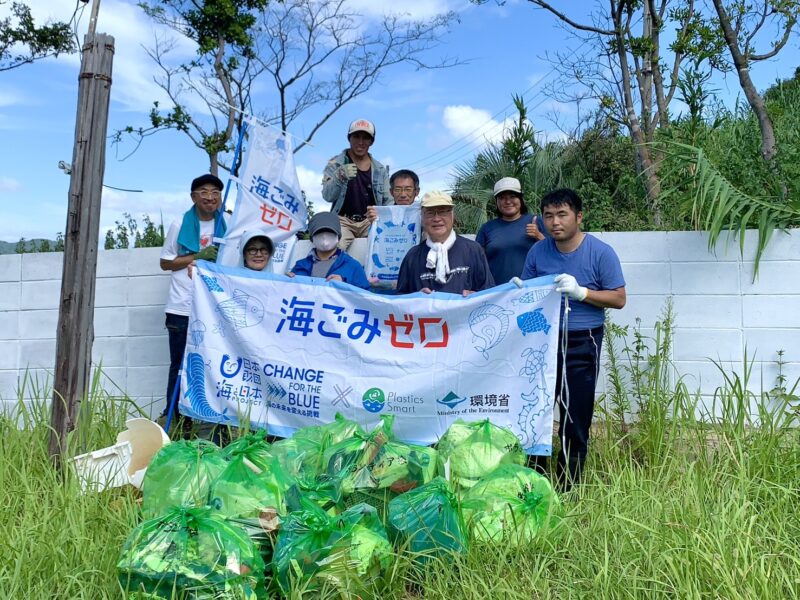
[
  {"xmin": 245, "ymin": 247, "xmax": 271, "ymax": 256},
  {"xmin": 423, "ymin": 208, "xmax": 453, "ymax": 218},
  {"xmin": 392, "ymin": 186, "xmax": 417, "ymax": 194},
  {"xmin": 194, "ymin": 190, "xmax": 222, "ymax": 199}
]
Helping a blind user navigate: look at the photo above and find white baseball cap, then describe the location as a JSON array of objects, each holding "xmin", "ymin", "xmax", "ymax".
[
  {"xmin": 493, "ymin": 176, "xmax": 523, "ymax": 197},
  {"xmin": 348, "ymin": 119, "xmax": 375, "ymax": 139}
]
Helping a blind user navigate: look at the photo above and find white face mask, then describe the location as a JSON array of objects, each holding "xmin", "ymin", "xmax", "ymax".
[{"xmin": 312, "ymin": 231, "xmax": 339, "ymax": 252}]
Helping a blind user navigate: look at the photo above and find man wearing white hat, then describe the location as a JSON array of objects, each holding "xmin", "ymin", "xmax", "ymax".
[
  {"xmin": 396, "ymin": 191, "xmax": 494, "ymax": 296},
  {"xmin": 321, "ymin": 118, "xmax": 392, "ymax": 249}
]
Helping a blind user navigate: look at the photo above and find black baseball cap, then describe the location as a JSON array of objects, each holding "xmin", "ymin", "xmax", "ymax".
[{"xmin": 191, "ymin": 174, "xmax": 224, "ymax": 192}]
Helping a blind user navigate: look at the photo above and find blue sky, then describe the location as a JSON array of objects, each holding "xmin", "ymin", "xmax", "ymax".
[{"xmin": 1, "ymin": 0, "xmax": 798, "ymax": 242}]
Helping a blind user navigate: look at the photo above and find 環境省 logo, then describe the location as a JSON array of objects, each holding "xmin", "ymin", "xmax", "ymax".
[{"xmin": 436, "ymin": 391, "xmax": 466, "ymax": 409}]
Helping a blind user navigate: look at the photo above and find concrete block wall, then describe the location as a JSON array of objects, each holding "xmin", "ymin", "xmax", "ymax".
[{"xmin": 0, "ymin": 230, "xmax": 798, "ymax": 418}]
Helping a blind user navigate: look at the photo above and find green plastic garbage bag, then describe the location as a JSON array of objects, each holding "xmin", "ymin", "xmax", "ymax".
[
  {"xmin": 221, "ymin": 430, "xmax": 273, "ymax": 471},
  {"xmin": 387, "ymin": 477, "xmax": 466, "ymax": 563},
  {"xmin": 438, "ymin": 419, "xmax": 525, "ymax": 488},
  {"xmin": 322, "ymin": 416, "xmax": 439, "ymax": 509},
  {"xmin": 272, "ymin": 501, "xmax": 393, "ymax": 596},
  {"xmin": 293, "ymin": 412, "xmax": 364, "ymax": 449},
  {"xmin": 461, "ymin": 464, "xmax": 562, "ymax": 544},
  {"xmin": 141, "ymin": 440, "xmax": 228, "ymax": 519},
  {"xmin": 117, "ymin": 506, "xmax": 266, "ymax": 599},
  {"xmin": 286, "ymin": 474, "xmax": 343, "ymax": 516},
  {"xmin": 269, "ymin": 435, "xmax": 324, "ymax": 484},
  {"xmin": 209, "ymin": 449, "xmax": 295, "ymax": 519}
]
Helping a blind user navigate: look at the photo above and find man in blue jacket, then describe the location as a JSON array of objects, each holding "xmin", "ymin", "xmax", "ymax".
[
  {"xmin": 321, "ymin": 119, "xmax": 392, "ymax": 249},
  {"xmin": 288, "ymin": 211, "xmax": 370, "ymax": 289}
]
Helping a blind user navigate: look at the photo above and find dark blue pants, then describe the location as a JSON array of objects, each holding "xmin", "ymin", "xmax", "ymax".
[
  {"xmin": 164, "ymin": 313, "xmax": 189, "ymax": 418},
  {"xmin": 554, "ymin": 326, "xmax": 604, "ymax": 488}
]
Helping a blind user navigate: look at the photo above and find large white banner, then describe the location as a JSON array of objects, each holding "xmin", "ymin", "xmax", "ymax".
[
  {"xmin": 180, "ymin": 262, "xmax": 561, "ymax": 455},
  {"xmin": 218, "ymin": 118, "xmax": 308, "ymax": 266},
  {"xmin": 366, "ymin": 204, "xmax": 421, "ymax": 288}
]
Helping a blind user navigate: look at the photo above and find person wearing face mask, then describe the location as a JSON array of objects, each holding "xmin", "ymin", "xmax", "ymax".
[{"xmin": 287, "ymin": 211, "xmax": 370, "ymax": 289}]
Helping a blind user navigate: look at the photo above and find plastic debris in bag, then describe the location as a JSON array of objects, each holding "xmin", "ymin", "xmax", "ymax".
[
  {"xmin": 387, "ymin": 477, "xmax": 466, "ymax": 563},
  {"xmin": 117, "ymin": 506, "xmax": 266, "ymax": 599},
  {"xmin": 437, "ymin": 419, "xmax": 525, "ymax": 488},
  {"xmin": 269, "ymin": 414, "xmax": 365, "ymax": 486},
  {"xmin": 461, "ymin": 464, "xmax": 562, "ymax": 544},
  {"xmin": 141, "ymin": 440, "xmax": 228, "ymax": 519},
  {"xmin": 272, "ymin": 501, "xmax": 392, "ymax": 596},
  {"xmin": 322, "ymin": 416, "xmax": 439, "ymax": 505}
]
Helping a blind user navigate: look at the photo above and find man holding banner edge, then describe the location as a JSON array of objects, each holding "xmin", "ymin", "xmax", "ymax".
[
  {"xmin": 522, "ymin": 188, "xmax": 626, "ymax": 491},
  {"xmin": 159, "ymin": 173, "xmax": 228, "ymax": 425}
]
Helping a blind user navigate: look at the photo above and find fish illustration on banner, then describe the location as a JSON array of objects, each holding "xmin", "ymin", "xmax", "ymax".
[
  {"xmin": 517, "ymin": 308, "xmax": 552, "ymax": 335},
  {"xmin": 217, "ymin": 118, "xmax": 308, "ymax": 266},
  {"xmin": 216, "ymin": 290, "xmax": 265, "ymax": 330},
  {"xmin": 468, "ymin": 303, "xmax": 513, "ymax": 359},
  {"xmin": 181, "ymin": 264, "xmax": 561, "ymax": 456}
]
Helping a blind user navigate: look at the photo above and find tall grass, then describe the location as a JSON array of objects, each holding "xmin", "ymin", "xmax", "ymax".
[{"xmin": 1, "ymin": 323, "xmax": 798, "ymax": 598}]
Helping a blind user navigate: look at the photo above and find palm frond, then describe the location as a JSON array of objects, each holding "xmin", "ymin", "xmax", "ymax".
[{"xmin": 663, "ymin": 141, "xmax": 800, "ymax": 280}]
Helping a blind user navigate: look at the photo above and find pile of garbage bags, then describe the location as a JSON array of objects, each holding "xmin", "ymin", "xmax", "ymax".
[{"xmin": 117, "ymin": 416, "xmax": 561, "ymax": 598}]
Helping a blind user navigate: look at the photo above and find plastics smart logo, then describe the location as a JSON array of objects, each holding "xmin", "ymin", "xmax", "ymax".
[{"xmin": 361, "ymin": 387, "xmax": 386, "ymax": 413}]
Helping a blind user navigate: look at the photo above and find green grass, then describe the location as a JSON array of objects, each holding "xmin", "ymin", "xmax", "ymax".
[{"xmin": 1, "ymin": 323, "xmax": 798, "ymax": 599}]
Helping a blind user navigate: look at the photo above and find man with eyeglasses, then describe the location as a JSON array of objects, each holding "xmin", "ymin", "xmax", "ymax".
[
  {"xmin": 396, "ymin": 191, "xmax": 494, "ymax": 296},
  {"xmin": 321, "ymin": 119, "xmax": 392, "ymax": 249},
  {"xmin": 366, "ymin": 169, "xmax": 420, "ymax": 222},
  {"xmin": 159, "ymin": 173, "xmax": 229, "ymax": 427}
]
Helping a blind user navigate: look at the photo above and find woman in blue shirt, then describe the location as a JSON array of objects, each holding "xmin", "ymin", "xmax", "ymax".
[{"xmin": 476, "ymin": 177, "xmax": 545, "ymax": 285}]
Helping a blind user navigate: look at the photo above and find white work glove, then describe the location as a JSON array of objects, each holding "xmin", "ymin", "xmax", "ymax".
[
  {"xmin": 338, "ymin": 163, "xmax": 358, "ymax": 182},
  {"xmin": 554, "ymin": 273, "xmax": 588, "ymax": 301},
  {"xmin": 510, "ymin": 276, "xmax": 524, "ymax": 288}
]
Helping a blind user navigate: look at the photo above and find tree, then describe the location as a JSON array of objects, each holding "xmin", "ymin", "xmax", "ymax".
[
  {"xmin": 117, "ymin": 0, "xmax": 458, "ymax": 173},
  {"xmin": 105, "ymin": 213, "xmax": 165, "ymax": 249},
  {"xmin": 708, "ymin": 0, "xmax": 797, "ymax": 195},
  {"xmin": 0, "ymin": 2, "xmax": 75, "ymax": 72},
  {"xmin": 474, "ymin": 1, "xmax": 725, "ymax": 225}
]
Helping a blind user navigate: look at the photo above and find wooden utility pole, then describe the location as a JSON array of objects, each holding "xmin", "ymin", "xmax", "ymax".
[{"xmin": 48, "ymin": 24, "xmax": 115, "ymax": 459}]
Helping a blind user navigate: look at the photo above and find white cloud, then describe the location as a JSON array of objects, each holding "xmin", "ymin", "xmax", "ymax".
[
  {"xmin": 0, "ymin": 89, "xmax": 25, "ymax": 108},
  {"xmin": 100, "ymin": 186, "xmax": 189, "ymax": 233},
  {"xmin": 441, "ymin": 105, "xmax": 513, "ymax": 147},
  {"xmin": 0, "ymin": 176, "xmax": 23, "ymax": 192},
  {"xmin": 295, "ymin": 164, "xmax": 327, "ymax": 215},
  {"xmin": 26, "ymin": 0, "xmax": 201, "ymax": 114}
]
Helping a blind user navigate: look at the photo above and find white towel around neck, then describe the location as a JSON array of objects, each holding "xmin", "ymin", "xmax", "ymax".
[{"xmin": 425, "ymin": 230, "xmax": 456, "ymax": 284}]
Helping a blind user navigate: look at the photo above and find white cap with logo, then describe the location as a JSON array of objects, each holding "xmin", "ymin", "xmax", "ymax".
[{"xmin": 348, "ymin": 119, "xmax": 376, "ymax": 139}]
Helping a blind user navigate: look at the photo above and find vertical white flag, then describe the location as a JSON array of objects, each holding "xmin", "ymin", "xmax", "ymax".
[{"xmin": 218, "ymin": 118, "xmax": 308, "ymax": 266}]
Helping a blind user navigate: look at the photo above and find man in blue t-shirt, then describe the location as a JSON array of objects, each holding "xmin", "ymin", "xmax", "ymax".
[{"xmin": 522, "ymin": 188, "xmax": 626, "ymax": 490}]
